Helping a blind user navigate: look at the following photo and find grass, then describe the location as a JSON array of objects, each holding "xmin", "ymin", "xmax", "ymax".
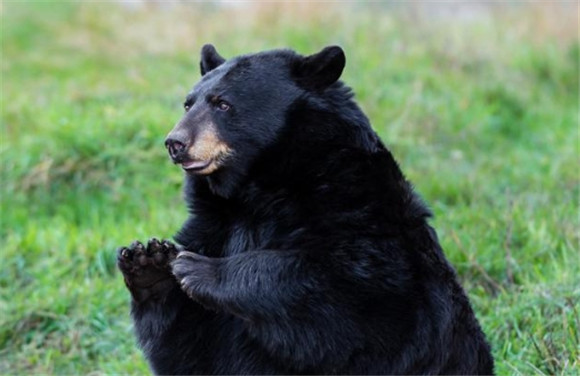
[{"xmin": 1, "ymin": 2, "xmax": 578, "ymax": 374}]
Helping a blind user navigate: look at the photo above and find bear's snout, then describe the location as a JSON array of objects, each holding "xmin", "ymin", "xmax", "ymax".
[{"xmin": 165, "ymin": 137, "xmax": 187, "ymax": 163}]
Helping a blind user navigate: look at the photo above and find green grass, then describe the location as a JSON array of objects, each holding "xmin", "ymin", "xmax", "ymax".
[{"xmin": 1, "ymin": 2, "xmax": 578, "ymax": 374}]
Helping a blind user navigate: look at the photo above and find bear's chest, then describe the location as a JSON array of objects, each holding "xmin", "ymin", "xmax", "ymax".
[
  {"xmin": 220, "ymin": 218, "xmax": 278, "ymax": 256},
  {"xmin": 198, "ymin": 188, "xmax": 300, "ymax": 256}
]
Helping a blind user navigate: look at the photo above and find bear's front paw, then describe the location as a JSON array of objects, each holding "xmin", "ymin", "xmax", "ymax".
[
  {"xmin": 117, "ymin": 238, "xmax": 179, "ymax": 302},
  {"xmin": 171, "ymin": 251, "xmax": 218, "ymax": 301}
]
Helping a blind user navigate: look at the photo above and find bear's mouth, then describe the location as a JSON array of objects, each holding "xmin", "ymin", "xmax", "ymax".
[{"xmin": 181, "ymin": 159, "xmax": 212, "ymax": 173}]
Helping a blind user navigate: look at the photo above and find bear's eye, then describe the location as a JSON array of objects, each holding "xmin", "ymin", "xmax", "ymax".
[
  {"xmin": 184, "ymin": 103, "xmax": 192, "ymax": 112},
  {"xmin": 217, "ymin": 101, "xmax": 231, "ymax": 112}
]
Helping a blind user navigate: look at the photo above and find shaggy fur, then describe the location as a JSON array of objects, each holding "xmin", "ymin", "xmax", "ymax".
[{"xmin": 117, "ymin": 45, "xmax": 494, "ymax": 375}]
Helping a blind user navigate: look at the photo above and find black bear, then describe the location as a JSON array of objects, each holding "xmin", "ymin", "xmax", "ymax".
[{"xmin": 117, "ymin": 44, "xmax": 494, "ymax": 375}]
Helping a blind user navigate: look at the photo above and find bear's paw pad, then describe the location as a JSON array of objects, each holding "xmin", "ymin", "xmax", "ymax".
[{"xmin": 117, "ymin": 239, "xmax": 178, "ymax": 289}]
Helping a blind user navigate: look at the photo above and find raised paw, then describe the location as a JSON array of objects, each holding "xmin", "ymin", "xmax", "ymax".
[{"xmin": 117, "ymin": 238, "xmax": 179, "ymax": 302}]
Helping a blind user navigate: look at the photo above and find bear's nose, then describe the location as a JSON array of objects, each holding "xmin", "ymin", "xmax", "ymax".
[{"xmin": 165, "ymin": 137, "xmax": 187, "ymax": 161}]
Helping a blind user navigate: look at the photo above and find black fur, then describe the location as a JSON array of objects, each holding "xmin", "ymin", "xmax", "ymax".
[{"xmin": 117, "ymin": 45, "xmax": 494, "ymax": 375}]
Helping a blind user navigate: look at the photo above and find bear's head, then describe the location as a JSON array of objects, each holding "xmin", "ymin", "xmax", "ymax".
[{"xmin": 164, "ymin": 44, "xmax": 347, "ymax": 197}]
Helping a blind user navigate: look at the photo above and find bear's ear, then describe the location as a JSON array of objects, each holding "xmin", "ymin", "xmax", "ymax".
[
  {"xmin": 293, "ymin": 45, "xmax": 346, "ymax": 90},
  {"xmin": 200, "ymin": 44, "xmax": 226, "ymax": 76}
]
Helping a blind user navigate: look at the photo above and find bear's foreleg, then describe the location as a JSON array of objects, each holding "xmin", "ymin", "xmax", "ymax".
[
  {"xmin": 117, "ymin": 239, "xmax": 215, "ymax": 374},
  {"xmin": 172, "ymin": 249, "xmax": 362, "ymax": 371}
]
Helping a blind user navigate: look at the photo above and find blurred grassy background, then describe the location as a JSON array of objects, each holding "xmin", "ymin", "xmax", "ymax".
[{"xmin": 1, "ymin": 1, "xmax": 578, "ymax": 374}]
